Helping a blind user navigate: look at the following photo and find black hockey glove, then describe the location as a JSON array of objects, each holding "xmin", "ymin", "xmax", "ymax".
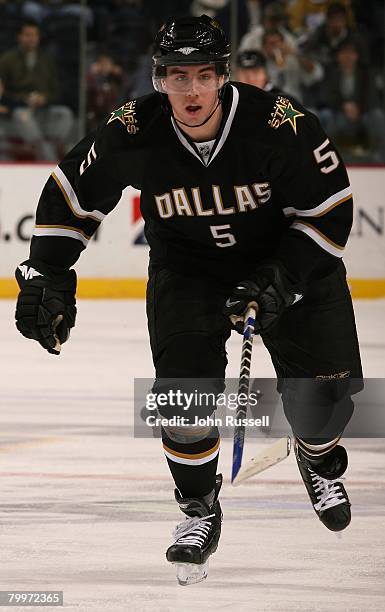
[
  {"xmin": 224, "ymin": 263, "xmax": 303, "ymax": 335},
  {"xmin": 15, "ymin": 259, "xmax": 77, "ymax": 355}
]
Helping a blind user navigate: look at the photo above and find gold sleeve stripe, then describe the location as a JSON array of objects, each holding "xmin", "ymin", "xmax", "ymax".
[
  {"xmin": 33, "ymin": 225, "xmax": 91, "ymax": 247},
  {"xmin": 163, "ymin": 439, "xmax": 220, "ymax": 466},
  {"xmin": 52, "ymin": 166, "xmax": 105, "ymax": 222},
  {"xmin": 283, "ymin": 186, "xmax": 352, "ymax": 218},
  {"xmin": 291, "ymin": 220, "xmax": 344, "ymax": 258},
  {"xmin": 310, "ymin": 194, "xmax": 352, "ymax": 217},
  {"xmin": 35, "ymin": 224, "xmax": 92, "ymax": 239}
]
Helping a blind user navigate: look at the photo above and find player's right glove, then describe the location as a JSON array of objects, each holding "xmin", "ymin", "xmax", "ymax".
[
  {"xmin": 15, "ymin": 259, "xmax": 77, "ymax": 355},
  {"xmin": 223, "ymin": 262, "xmax": 304, "ymax": 335}
]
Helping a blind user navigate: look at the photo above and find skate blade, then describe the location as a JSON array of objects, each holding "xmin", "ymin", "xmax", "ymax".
[{"xmin": 174, "ymin": 561, "xmax": 209, "ymax": 586}]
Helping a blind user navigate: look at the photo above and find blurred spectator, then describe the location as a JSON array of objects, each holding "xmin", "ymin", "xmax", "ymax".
[
  {"xmin": 246, "ymin": 0, "xmax": 262, "ymax": 30},
  {"xmin": 240, "ymin": 2, "xmax": 297, "ymax": 53},
  {"xmin": 0, "ymin": 21, "xmax": 74, "ymax": 160},
  {"xmin": 320, "ymin": 39, "xmax": 385, "ymax": 162},
  {"xmin": 130, "ymin": 51, "xmax": 153, "ymax": 99},
  {"xmin": 301, "ymin": 2, "xmax": 368, "ymax": 68},
  {"xmin": 190, "ymin": 0, "xmax": 250, "ymax": 42},
  {"xmin": 0, "ymin": 1, "xmax": 22, "ymax": 55},
  {"xmin": 105, "ymin": 0, "xmax": 152, "ymax": 76},
  {"xmin": 0, "ymin": 77, "xmax": 18, "ymax": 159},
  {"xmin": 261, "ymin": 28, "xmax": 324, "ymax": 101},
  {"xmin": 287, "ymin": 0, "xmax": 354, "ymax": 35},
  {"xmin": 87, "ymin": 52, "xmax": 128, "ymax": 131},
  {"xmin": 21, "ymin": 1, "xmax": 93, "ymax": 26},
  {"xmin": 42, "ymin": 6, "xmax": 86, "ymax": 115},
  {"xmin": 237, "ymin": 49, "xmax": 281, "ymax": 93},
  {"xmin": 143, "ymin": 0, "xmax": 193, "ymax": 31},
  {"xmin": 0, "ymin": 76, "xmax": 17, "ymax": 114},
  {"xmin": 352, "ymin": 0, "xmax": 384, "ymax": 70}
]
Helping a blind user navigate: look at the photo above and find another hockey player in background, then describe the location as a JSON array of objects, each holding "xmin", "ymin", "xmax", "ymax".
[
  {"xmin": 15, "ymin": 15, "xmax": 362, "ymax": 585},
  {"xmin": 237, "ymin": 48, "xmax": 280, "ymax": 93}
]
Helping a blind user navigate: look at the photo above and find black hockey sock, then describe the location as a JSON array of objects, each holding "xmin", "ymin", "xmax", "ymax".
[{"xmin": 161, "ymin": 426, "xmax": 220, "ymax": 500}]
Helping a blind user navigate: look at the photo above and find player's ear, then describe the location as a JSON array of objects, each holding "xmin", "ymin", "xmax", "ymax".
[{"xmin": 161, "ymin": 78, "xmax": 168, "ymax": 93}]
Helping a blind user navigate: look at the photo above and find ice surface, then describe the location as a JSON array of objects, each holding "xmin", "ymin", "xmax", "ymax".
[{"xmin": 0, "ymin": 299, "xmax": 384, "ymax": 611}]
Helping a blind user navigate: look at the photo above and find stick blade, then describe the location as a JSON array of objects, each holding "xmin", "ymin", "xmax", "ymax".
[{"xmin": 232, "ymin": 436, "xmax": 291, "ymax": 486}]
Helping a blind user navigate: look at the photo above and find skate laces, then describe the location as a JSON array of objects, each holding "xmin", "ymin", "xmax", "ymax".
[
  {"xmin": 309, "ymin": 469, "xmax": 347, "ymax": 512},
  {"xmin": 173, "ymin": 514, "xmax": 215, "ymax": 548}
]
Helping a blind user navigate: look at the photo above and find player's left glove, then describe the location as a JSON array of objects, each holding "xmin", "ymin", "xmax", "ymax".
[{"xmin": 224, "ymin": 262, "xmax": 303, "ymax": 335}]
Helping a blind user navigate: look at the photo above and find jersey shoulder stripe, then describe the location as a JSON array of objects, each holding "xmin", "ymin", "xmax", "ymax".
[{"xmin": 52, "ymin": 166, "xmax": 105, "ymax": 222}]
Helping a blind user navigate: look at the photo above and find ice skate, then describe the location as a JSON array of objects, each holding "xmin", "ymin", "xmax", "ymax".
[
  {"xmin": 295, "ymin": 442, "xmax": 351, "ymax": 532},
  {"xmin": 166, "ymin": 474, "xmax": 222, "ymax": 586}
]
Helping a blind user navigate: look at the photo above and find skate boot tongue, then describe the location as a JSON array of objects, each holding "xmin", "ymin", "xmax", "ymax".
[
  {"xmin": 175, "ymin": 473, "xmax": 223, "ymax": 517},
  {"xmin": 175, "ymin": 494, "xmax": 211, "ymax": 518},
  {"xmin": 308, "ymin": 445, "xmax": 348, "ymax": 479}
]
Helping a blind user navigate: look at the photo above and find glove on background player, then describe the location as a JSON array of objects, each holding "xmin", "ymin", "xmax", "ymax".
[
  {"xmin": 224, "ymin": 263, "xmax": 303, "ymax": 334},
  {"xmin": 15, "ymin": 259, "xmax": 77, "ymax": 355}
]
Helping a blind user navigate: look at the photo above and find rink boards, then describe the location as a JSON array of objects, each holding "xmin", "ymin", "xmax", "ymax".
[{"xmin": 0, "ymin": 163, "xmax": 384, "ymax": 298}]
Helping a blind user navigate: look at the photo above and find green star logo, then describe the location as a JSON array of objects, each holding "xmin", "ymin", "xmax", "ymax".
[
  {"xmin": 280, "ymin": 101, "xmax": 305, "ymax": 135},
  {"xmin": 107, "ymin": 104, "xmax": 126, "ymax": 127}
]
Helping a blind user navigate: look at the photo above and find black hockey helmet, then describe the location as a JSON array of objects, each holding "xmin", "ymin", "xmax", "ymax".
[
  {"xmin": 152, "ymin": 14, "xmax": 231, "ymax": 93},
  {"xmin": 237, "ymin": 49, "xmax": 267, "ymax": 70}
]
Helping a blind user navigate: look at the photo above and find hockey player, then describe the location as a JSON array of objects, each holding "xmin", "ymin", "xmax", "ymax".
[
  {"xmin": 15, "ymin": 15, "xmax": 362, "ymax": 585},
  {"xmin": 237, "ymin": 48, "xmax": 280, "ymax": 94}
]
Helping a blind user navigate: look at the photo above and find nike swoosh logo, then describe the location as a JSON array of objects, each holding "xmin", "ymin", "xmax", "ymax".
[{"xmin": 226, "ymin": 299, "xmax": 240, "ymax": 308}]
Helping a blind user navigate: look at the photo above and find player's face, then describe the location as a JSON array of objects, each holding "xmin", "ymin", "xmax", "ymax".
[
  {"xmin": 237, "ymin": 67, "xmax": 267, "ymax": 89},
  {"xmin": 164, "ymin": 65, "xmax": 223, "ymax": 126}
]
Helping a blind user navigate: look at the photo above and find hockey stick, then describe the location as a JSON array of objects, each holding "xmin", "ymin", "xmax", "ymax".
[
  {"xmin": 232, "ymin": 435, "xmax": 291, "ymax": 486},
  {"xmin": 231, "ymin": 305, "xmax": 257, "ymax": 483}
]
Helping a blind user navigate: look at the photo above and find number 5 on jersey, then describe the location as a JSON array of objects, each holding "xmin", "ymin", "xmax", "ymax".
[
  {"xmin": 313, "ymin": 139, "xmax": 339, "ymax": 174},
  {"xmin": 80, "ymin": 142, "xmax": 97, "ymax": 175},
  {"xmin": 210, "ymin": 224, "xmax": 236, "ymax": 248}
]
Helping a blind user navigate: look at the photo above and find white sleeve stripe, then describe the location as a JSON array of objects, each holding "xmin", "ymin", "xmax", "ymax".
[
  {"xmin": 52, "ymin": 166, "xmax": 105, "ymax": 222},
  {"xmin": 291, "ymin": 221, "xmax": 344, "ymax": 258},
  {"xmin": 33, "ymin": 226, "xmax": 90, "ymax": 247},
  {"xmin": 283, "ymin": 186, "xmax": 352, "ymax": 218}
]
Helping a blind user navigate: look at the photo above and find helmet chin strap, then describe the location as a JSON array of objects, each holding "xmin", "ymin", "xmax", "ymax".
[{"xmin": 173, "ymin": 97, "xmax": 222, "ymax": 129}]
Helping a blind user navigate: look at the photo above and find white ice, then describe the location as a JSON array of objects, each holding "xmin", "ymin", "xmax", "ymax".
[{"xmin": 0, "ymin": 299, "xmax": 384, "ymax": 611}]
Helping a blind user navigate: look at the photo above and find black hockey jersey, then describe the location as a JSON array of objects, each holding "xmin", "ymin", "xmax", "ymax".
[{"xmin": 30, "ymin": 82, "xmax": 353, "ymax": 284}]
